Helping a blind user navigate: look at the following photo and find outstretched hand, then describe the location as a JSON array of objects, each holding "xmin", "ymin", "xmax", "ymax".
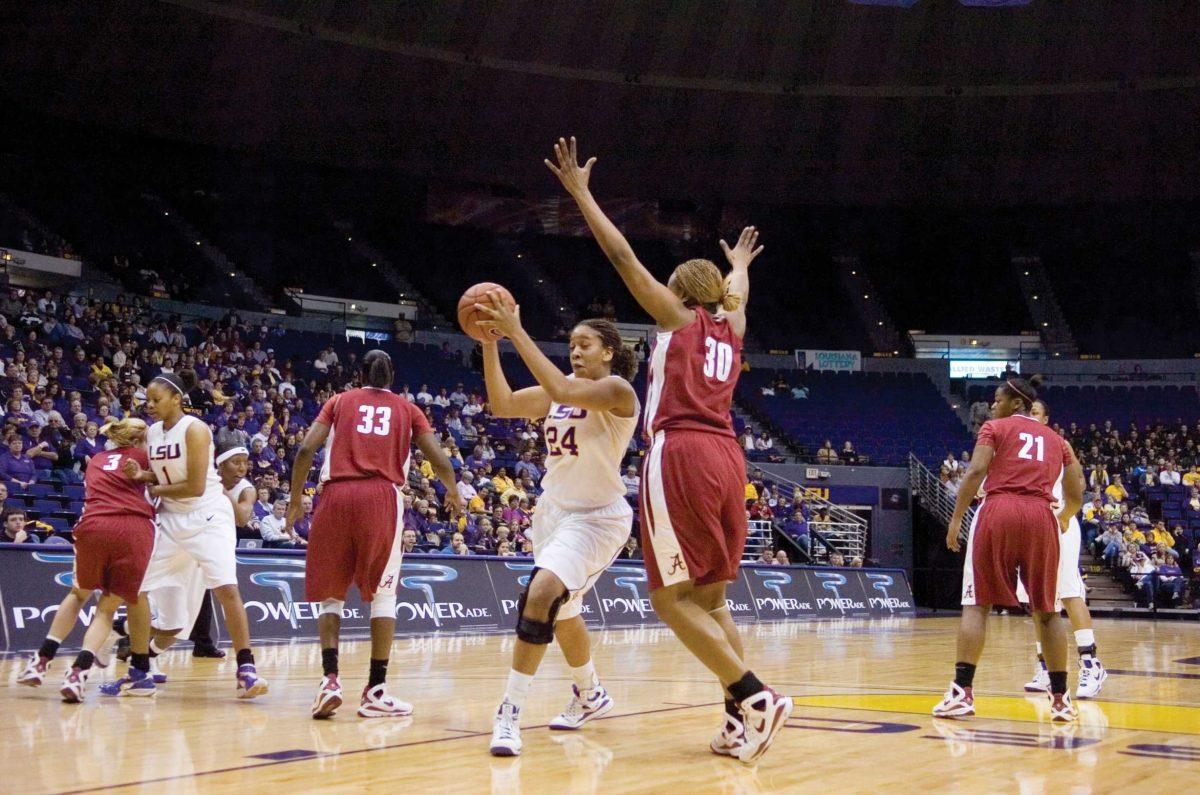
[
  {"xmin": 544, "ymin": 136, "xmax": 596, "ymax": 196},
  {"xmin": 474, "ymin": 290, "xmax": 523, "ymax": 339},
  {"xmin": 719, "ymin": 226, "xmax": 764, "ymax": 270}
]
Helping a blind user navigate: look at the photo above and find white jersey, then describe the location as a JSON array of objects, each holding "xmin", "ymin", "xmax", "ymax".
[
  {"xmin": 539, "ymin": 375, "xmax": 638, "ymax": 511},
  {"xmin": 147, "ymin": 414, "xmax": 226, "ymax": 514},
  {"xmin": 225, "ymin": 477, "xmax": 255, "ymax": 503}
]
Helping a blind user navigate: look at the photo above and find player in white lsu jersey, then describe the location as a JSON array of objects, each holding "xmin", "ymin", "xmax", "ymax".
[
  {"xmin": 472, "ymin": 296, "xmax": 639, "ymax": 757},
  {"xmin": 103, "ymin": 371, "xmax": 268, "ymax": 699},
  {"xmin": 1016, "ymin": 399, "xmax": 1106, "ymax": 699}
]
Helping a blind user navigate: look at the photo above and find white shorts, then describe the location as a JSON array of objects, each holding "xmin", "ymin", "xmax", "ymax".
[
  {"xmin": 1016, "ymin": 516, "xmax": 1086, "ymax": 606},
  {"xmin": 531, "ymin": 497, "xmax": 632, "ymax": 621},
  {"xmin": 141, "ymin": 499, "xmax": 237, "ymax": 630}
]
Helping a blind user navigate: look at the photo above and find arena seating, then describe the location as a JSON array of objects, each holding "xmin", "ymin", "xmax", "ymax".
[
  {"xmin": 966, "ymin": 383, "xmax": 1200, "ymax": 428},
  {"xmin": 739, "ymin": 369, "xmax": 971, "ymax": 466}
]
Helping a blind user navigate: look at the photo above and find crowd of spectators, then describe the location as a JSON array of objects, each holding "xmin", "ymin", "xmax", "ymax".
[
  {"xmin": 0, "ymin": 283, "xmax": 865, "ymax": 572},
  {"xmin": 1059, "ymin": 420, "xmax": 1200, "ymax": 608}
]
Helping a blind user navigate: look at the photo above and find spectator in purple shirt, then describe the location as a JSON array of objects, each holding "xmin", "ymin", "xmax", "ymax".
[
  {"xmin": 0, "ymin": 437, "xmax": 38, "ymax": 488},
  {"xmin": 73, "ymin": 421, "xmax": 105, "ymax": 468},
  {"xmin": 780, "ymin": 508, "xmax": 811, "ymax": 557}
]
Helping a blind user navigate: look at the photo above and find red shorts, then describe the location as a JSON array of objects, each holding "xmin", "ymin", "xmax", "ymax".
[
  {"xmin": 961, "ymin": 496, "xmax": 1060, "ymax": 613},
  {"xmin": 640, "ymin": 429, "xmax": 748, "ymax": 591},
  {"xmin": 305, "ymin": 479, "xmax": 404, "ymax": 604},
  {"xmin": 73, "ymin": 516, "xmax": 156, "ymax": 604}
]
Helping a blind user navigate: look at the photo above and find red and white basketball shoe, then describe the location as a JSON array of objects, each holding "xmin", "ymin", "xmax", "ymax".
[
  {"xmin": 60, "ymin": 668, "xmax": 90, "ymax": 704},
  {"xmin": 312, "ymin": 674, "xmax": 343, "ymax": 719},
  {"xmin": 17, "ymin": 654, "xmax": 49, "ymax": 687},
  {"xmin": 710, "ymin": 713, "xmax": 747, "ymax": 757},
  {"xmin": 733, "ymin": 687, "xmax": 793, "ymax": 765},
  {"xmin": 932, "ymin": 682, "xmax": 975, "ymax": 718},
  {"xmin": 1049, "ymin": 691, "xmax": 1078, "ymax": 722},
  {"xmin": 358, "ymin": 683, "xmax": 413, "ymax": 718}
]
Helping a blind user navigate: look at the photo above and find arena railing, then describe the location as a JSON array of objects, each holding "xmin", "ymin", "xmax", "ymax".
[{"xmin": 908, "ymin": 452, "xmax": 977, "ymax": 544}]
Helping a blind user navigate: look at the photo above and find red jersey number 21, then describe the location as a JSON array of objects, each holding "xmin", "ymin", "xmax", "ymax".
[{"xmin": 1017, "ymin": 432, "xmax": 1044, "ymax": 462}]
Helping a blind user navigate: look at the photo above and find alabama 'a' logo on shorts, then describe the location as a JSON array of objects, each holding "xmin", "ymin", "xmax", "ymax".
[
  {"xmin": 963, "ymin": 583, "xmax": 974, "ymax": 599},
  {"xmin": 668, "ymin": 554, "xmax": 687, "ymax": 575},
  {"xmin": 379, "ymin": 573, "xmax": 396, "ymax": 590}
]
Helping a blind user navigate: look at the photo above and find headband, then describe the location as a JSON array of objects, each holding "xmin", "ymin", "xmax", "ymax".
[
  {"xmin": 1006, "ymin": 378, "xmax": 1035, "ymax": 404},
  {"xmin": 152, "ymin": 375, "xmax": 184, "ymax": 395},
  {"xmin": 215, "ymin": 446, "xmax": 249, "ymax": 466}
]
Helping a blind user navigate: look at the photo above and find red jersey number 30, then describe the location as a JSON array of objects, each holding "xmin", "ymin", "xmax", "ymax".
[{"xmin": 703, "ymin": 336, "xmax": 734, "ymax": 382}]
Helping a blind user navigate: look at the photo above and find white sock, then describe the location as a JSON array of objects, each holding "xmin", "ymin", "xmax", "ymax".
[
  {"xmin": 149, "ymin": 638, "xmax": 167, "ymax": 655},
  {"xmin": 570, "ymin": 660, "xmax": 599, "ymax": 692},
  {"xmin": 504, "ymin": 669, "xmax": 534, "ymax": 711},
  {"xmin": 1035, "ymin": 641, "xmax": 1043, "ymax": 657},
  {"xmin": 1075, "ymin": 629, "xmax": 1096, "ymax": 653}
]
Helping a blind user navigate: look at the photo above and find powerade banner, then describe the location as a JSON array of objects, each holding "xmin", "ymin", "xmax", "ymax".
[
  {"xmin": 794, "ymin": 349, "xmax": 862, "ymax": 372},
  {"xmin": 0, "ymin": 547, "xmax": 913, "ymax": 651}
]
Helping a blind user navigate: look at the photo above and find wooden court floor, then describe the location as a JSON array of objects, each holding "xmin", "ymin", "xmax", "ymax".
[{"xmin": 4, "ymin": 615, "xmax": 1200, "ymax": 793}]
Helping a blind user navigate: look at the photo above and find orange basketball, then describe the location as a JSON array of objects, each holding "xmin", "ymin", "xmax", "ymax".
[{"xmin": 457, "ymin": 282, "xmax": 516, "ymax": 342}]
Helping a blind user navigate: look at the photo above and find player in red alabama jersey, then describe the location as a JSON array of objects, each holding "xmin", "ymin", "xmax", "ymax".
[
  {"xmin": 548, "ymin": 136, "xmax": 791, "ymax": 764},
  {"xmin": 287, "ymin": 349, "xmax": 463, "ymax": 719},
  {"xmin": 935, "ymin": 375, "xmax": 1085, "ymax": 722},
  {"xmin": 18, "ymin": 418, "xmax": 158, "ymax": 702}
]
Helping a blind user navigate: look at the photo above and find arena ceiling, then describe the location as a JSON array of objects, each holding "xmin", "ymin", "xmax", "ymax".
[{"xmin": 3, "ymin": 0, "xmax": 1200, "ymax": 204}]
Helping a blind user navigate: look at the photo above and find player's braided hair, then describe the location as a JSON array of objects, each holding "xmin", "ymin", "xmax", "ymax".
[
  {"xmin": 577, "ymin": 318, "xmax": 638, "ymax": 381},
  {"xmin": 669, "ymin": 259, "xmax": 742, "ymax": 313}
]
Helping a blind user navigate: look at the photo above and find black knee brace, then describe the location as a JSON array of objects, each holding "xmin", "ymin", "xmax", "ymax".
[{"xmin": 514, "ymin": 568, "xmax": 567, "ymax": 645}]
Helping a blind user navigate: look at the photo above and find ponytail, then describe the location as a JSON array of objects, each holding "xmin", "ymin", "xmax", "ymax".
[
  {"xmin": 100, "ymin": 417, "xmax": 148, "ymax": 449},
  {"xmin": 1000, "ymin": 373, "xmax": 1044, "ymax": 411},
  {"xmin": 362, "ymin": 349, "xmax": 393, "ymax": 389}
]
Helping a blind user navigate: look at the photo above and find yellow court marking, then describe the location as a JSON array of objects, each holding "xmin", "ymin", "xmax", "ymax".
[{"xmin": 791, "ymin": 693, "xmax": 1200, "ymax": 736}]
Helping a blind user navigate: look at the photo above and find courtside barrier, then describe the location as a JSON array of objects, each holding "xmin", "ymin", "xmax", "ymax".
[{"xmin": 0, "ymin": 545, "xmax": 913, "ymax": 650}]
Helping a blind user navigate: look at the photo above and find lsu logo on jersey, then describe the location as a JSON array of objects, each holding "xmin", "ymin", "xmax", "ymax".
[
  {"xmin": 549, "ymin": 404, "xmax": 587, "ymax": 421},
  {"xmin": 150, "ymin": 443, "xmax": 181, "ymax": 461}
]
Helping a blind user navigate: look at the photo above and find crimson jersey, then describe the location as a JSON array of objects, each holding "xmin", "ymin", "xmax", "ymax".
[
  {"xmin": 644, "ymin": 307, "xmax": 742, "ymax": 439},
  {"xmin": 80, "ymin": 447, "xmax": 155, "ymax": 521},
  {"xmin": 316, "ymin": 387, "xmax": 432, "ymax": 484},
  {"xmin": 977, "ymin": 414, "xmax": 1071, "ymax": 504}
]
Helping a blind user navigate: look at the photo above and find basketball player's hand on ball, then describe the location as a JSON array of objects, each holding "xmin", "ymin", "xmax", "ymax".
[
  {"xmin": 720, "ymin": 226, "xmax": 764, "ymax": 271},
  {"xmin": 474, "ymin": 291, "xmax": 523, "ymax": 339},
  {"xmin": 544, "ymin": 136, "xmax": 596, "ymax": 197}
]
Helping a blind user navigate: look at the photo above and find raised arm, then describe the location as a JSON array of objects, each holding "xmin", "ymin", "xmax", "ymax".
[
  {"xmin": 718, "ymin": 226, "xmax": 764, "ymax": 339},
  {"xmin": 546, "ymin": 137, "xmax": 692, "ymax": 331},
  {"xmin": 476, "ymin": 292, "xmax": 637, "ymax": 417},
  {"xmin": 481, "ymin": 341, "xmax": 552, "ymax": 420}
]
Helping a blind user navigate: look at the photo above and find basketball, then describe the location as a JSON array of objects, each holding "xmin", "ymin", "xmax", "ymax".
[{"xmin": 458, "ymin": 282, "xmax": 516, "ymax": 341}]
